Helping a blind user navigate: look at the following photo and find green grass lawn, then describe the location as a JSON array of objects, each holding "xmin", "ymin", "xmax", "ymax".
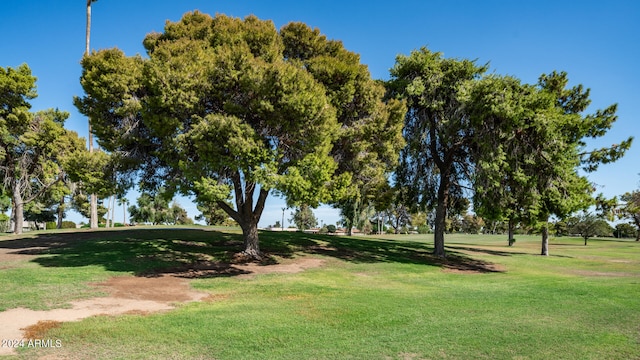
[{"xmin": 1, "ymin": 228, "xmax": 638, "ymax": 359}]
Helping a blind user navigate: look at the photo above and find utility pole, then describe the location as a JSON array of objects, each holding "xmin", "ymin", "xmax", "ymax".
[{"xmin": 86, "ymin": 0, "xmax": 99, "ymax": 229}]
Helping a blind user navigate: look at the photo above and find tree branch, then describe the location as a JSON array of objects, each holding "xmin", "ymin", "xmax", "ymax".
[
  {"xmin": 217, "ymin": 200, "xmax": 241, "ymax": 224},
  {"xmin": 253, "ymin": 187, "xmax": 270, "ymax": 223}
]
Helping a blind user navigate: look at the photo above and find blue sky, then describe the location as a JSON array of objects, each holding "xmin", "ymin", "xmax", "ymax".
[{"xmin": 2, "ymin": 0, "xmax": 639, "ymax": 227}]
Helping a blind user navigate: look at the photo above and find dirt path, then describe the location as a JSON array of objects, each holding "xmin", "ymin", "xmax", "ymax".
[
  {"xmin": 0, "ymin": 251, "xmax": 324, "ymax": 356},
  {"xmin": 0, "ymin": 275, "xmax": 208, "ymax": 356}
]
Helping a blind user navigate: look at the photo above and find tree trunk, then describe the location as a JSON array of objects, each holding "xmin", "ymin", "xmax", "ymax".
[
  {"xmin": 240, "ymin": 221, "xmax": 262, "ymax": 260},
  {"xmin": 105, "ymin": 197, "xmax": 111, "ymax": 228},
  {"xmin": 433, "ymin": 175, "xmax": 450, "ymax": 258},
  {"xmin": 89, "ymin": 195, "xmax": 98, "ymax": 228},
  {"xmin": 12, "ymin": 185, "xmax": 24, "ymax": 235},
  {"xmin": 508, "ymin": 218, "xmax": 515, "ymax": 246},
  {"xmin": 57, "ymin": 197, "xmax": 65, "ymax": 229},
  {"xmin": 540, "ymin": 223, "xmax": 549, "ymax": 256}
]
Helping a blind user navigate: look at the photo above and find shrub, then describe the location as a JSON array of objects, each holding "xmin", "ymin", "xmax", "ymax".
[
  {"xmin": 326, "ymin": 224, "xmax": 336, "ymax": 233},
  {"xmin": 46, "ymin": 222, "xmax": 57, "ymax": 230},
  {"xmin": 417, "ymin": 225, "xmax": 431, "ymax": 234},
  {"xmin": 0, "ymin": 220, "xmax": 11, "ymax": 233},
  {"xmin": 61, "ymin": 221, "xmax": 77, "ymax": 229}
]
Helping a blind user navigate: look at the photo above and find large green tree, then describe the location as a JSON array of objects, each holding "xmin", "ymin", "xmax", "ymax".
[
  {"xmin": 0, "ymin": 65, "xmax": 86, "ymax": 234},
  {"xmin": 467, "ymin": 71, "xmax": 631, "ymax": 255},
  {"xmin": 468, "ymin": 76, "xmax": 549, "ymax": 246},
  {"xmin": 76, "ymin": 12, "xmax": 403, "ymax": 259},
  {"xmin": 388, "ymin": 48, "xmax": 487, "ymax": 257}
]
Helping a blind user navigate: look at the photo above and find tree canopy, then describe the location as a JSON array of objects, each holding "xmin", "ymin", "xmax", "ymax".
[
  {"xmin": 389, "ymin": 48, "xmax": 632, "ymax": 257},
  {"xmin": 0, "ymin": 65, "xmax": 87, "ymax": 234},
  {"xmin": 388, "ymin": 48, "xmax": 487, "ymax": 257},
  {"xmin": 75, "ymin": 12, "xmax": 404, "ymax": 259}
]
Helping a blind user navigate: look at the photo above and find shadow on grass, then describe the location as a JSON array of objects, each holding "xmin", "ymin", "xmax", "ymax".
[
  {"xmin": 446, "ymin": 244, "xmax": 573, "ymax": 259},
  {"xmin": 0, "ymin": 228, "xmax": 504, "ymax": 278}
]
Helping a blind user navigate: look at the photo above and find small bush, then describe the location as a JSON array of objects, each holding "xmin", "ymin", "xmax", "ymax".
[
  {"xmin": 0, "ymin": 220, "xmax": 11, "ymax": 233},
  {"xmin": 61, "ymin": 221, "xmax": 77, "ymax": 229},
  {"xmin": 326, "ymin": 224, "xmax": 337, "ymax": 233},
  {"xmin": 114, "ymin": 222, "xmax": 125, "ymax": 227},
  {"xmin": 417, "ymin": 225, "xmax": 431, "ymax": 234},
  {"xmin": 46, "ymin": 222, "xmax": 57, "ymax": 230}
]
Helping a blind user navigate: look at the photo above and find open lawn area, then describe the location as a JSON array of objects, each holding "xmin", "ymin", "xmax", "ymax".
[{"xmin": 0, "ymin": 227, "xmax": 638, "ymax": 359}]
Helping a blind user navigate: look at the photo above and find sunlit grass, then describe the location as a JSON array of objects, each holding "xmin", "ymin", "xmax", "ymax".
[{"xmin": 1, "ymin": 228, "xmax": 638, "ymax": 359}]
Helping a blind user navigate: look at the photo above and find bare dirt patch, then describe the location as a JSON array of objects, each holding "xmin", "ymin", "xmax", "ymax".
[
  {"xmin": 93, "ymin": 275, "xmax": 208, "ymax": 302},
  {"xmin": 0, "ymin": 248, "xmax": 38, "ymax": 263},
  {"xmin": 0, "ymin": 255, "xmax": 325, "ymax": 356},
  {"xmin": 234, "ymin": 257, "xmax": 325, "ymax": 278}
]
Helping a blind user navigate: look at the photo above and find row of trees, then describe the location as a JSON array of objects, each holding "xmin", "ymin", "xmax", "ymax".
[
  {"xmin": 75, "ymin": 12, "xmax": 634, "ymax": 258},
  {"xmin": 327, "ymin": 195, "xmax": 638, "ymax": 241},
  {"xmin": 3, "ymin": 11, "xmax": 635, "ymax": 258},
  {"xmin": 389, "ymin": 49, "xmax": 632, "ymax": 256}
]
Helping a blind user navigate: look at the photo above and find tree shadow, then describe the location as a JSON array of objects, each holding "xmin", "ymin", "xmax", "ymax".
[
  {"xmin": 0, "ymin": 228, "xmax": 506, "ymax": 277},
  {"xmin": 446, "ymin": 245, "xmax": 539, "ymax": 258},
  {"xmin": 0, "ymin": 228, "xmax": 249, "ymax": 278},
  {"xmin": 262, "ymin": 233, "xmax": 504, "ymax": 273},
  {"xmin": 445, "ymin": 242, "xmax": 574, "ymax": 258}
]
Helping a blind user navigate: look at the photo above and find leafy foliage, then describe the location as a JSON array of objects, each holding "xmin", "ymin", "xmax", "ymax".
[
  {"xmin": 568, "ymin": 212, "xmax": 613, "ymax": 245},
  {"xmin": 128, "ymin": 189, "xmax": 192, "ymax": 225},
  {"xmin": 290, "ymin": 204, "xmax": 317, "ymax": 231},
  {"xmin": 388, "ymin": 48, "xmax": 487, "ymax": 256},
  {"xmin": 195, "ymin": 200, "xmax": 235, "ymax": 226},
  {"xmin": 614, "ymin": 223, "xmax": 637, "ymax": 238},
  {"xmin": 390, "ymin": 50, "xmax": 631, "ymax": 256},
  {"xmin": 618, "ymin": 190, "xmax": 640, "ymax": 240},
  {"xmin": 76, "ymin": 12, "xmax": 403, "ymax": 258},
  {"xmin": 0, "ymin": 65, "xmax": 87, "ymax": 233},
  {"xmin": 384, "ymin": 203, "xmax": 412, "ymax": 234}
]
